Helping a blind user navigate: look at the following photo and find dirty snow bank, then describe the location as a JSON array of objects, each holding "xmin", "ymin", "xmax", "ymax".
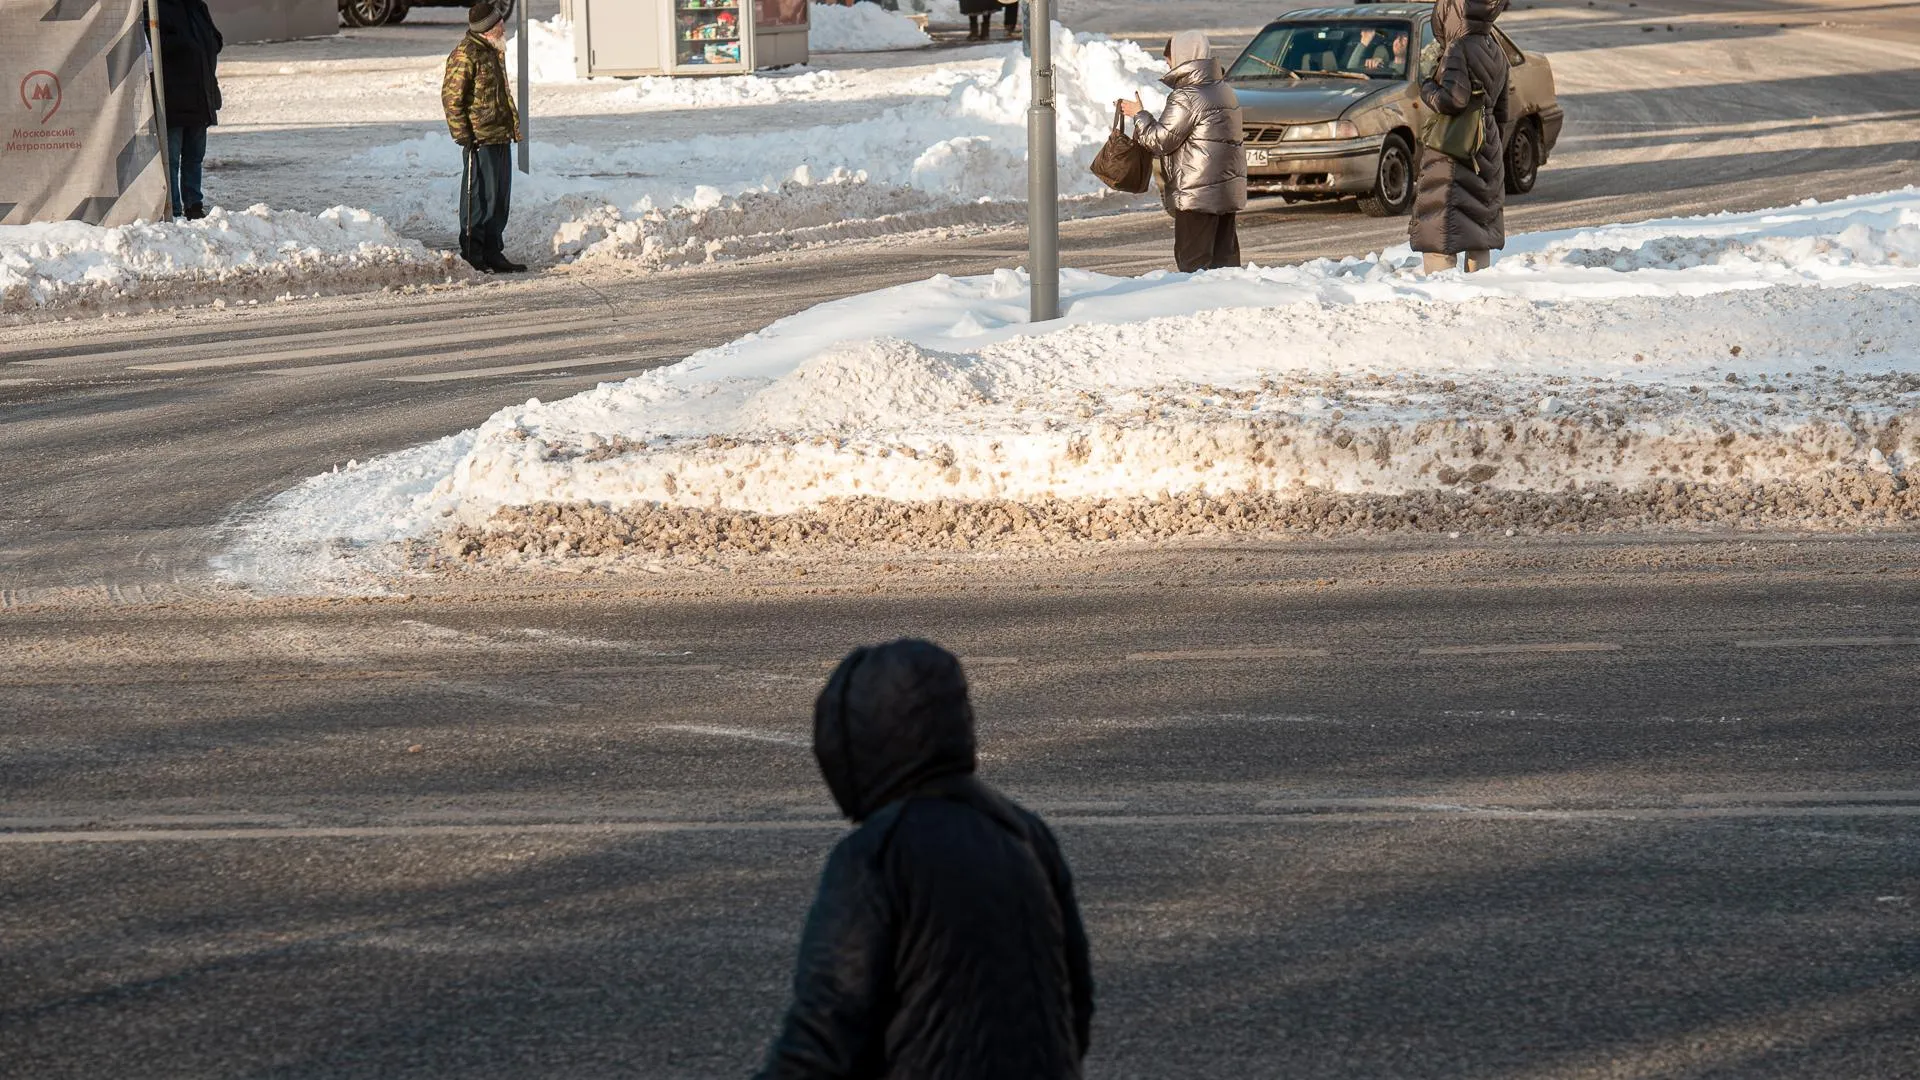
[
  {"xmin": 356, "ymin": 25, "xmax": 1161, "ymax": 266},
  {"xmin": 0, "ymin": 205, "xmax": 458, "ymax": 315},
  {"xmin": 224, "ymin": 191, "xmax": 1920, "ymax": 591}
]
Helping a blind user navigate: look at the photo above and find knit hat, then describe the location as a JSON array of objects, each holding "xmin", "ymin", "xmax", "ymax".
[{"xmin": 468, "ymin": 1, "xmax": 502, "ymax": 33}]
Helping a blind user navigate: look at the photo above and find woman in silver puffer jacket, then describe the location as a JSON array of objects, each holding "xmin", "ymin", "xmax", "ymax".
[{"xmin": 1119, "ymin": 31, "xmax": 1247, "ymax": 272}]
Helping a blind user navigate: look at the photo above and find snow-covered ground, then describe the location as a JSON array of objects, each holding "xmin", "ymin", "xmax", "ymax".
[
  {"xmin": 222, "ymin": 190, "xmax": 1920, "ymax": 592},
  {"xmin": 357, "ymin": 22, "xmax": 1157, "ymax": 266},
  {"xmin": 807, "ymin": 3, "xmax": 933, "ymax": 52},
  {"xmin": 0, "ymin": 206, "xmax": 456, "ymax": 314},
  {"xmin": 0, "ymin": 19, "xmax": 1150, "ymax": 314}
]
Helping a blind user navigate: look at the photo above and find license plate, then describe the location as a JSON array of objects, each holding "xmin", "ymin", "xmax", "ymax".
[{"xmin": 1247, "ymin": 148, "xmax": 1271, "ymax": 167}]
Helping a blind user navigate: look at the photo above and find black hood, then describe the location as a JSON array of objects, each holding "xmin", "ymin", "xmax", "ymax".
[
  {"xmin": 1436, "ymin": 0, "xmax": 1507, "ymax": 41},
  {"xmin": 813, "ymin": 639, "xmax": 977, "ymax": 822}
]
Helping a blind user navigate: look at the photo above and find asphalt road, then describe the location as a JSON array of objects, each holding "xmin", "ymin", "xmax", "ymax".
[
  {"xmin": 2, "ymin": 0, "xmax": 1919, "ymax": 1075},
  {"xmin": 3, "ymin": 540, "xmax": 1919, "ymax": 1077}
]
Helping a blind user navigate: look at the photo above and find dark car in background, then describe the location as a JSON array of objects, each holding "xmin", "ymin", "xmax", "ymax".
[
  {"xmin": 1227, "ymin": 4, "xmax": 1562, "ymax": 216},
  {"xmin": 340, "ymin": 0, "xmax": 468, "ymax": 27}
]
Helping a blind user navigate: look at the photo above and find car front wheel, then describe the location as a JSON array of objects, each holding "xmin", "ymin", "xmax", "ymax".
[
  {"xmin": 1357, "ymin": 133, "xmax": 1415, "ymax": 217},
  {"xmin": 342, "ymin": 0, "xmax": 402, "ymax": 26},
  {"xmin": 1505, "ymin": 120, "xmax": 1540, "ymax": 195}
]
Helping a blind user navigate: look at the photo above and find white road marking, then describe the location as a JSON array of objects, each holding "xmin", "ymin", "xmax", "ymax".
[
  {"xmin": 1127, "ymin": 646, "xmax": 1331, "ymax": 661},
  {"xmin": 655, "ymin": 724, "xmax": 810, "ymax": 747},
  {"xmin": 1417, "ymin": 642, "xmax": 1622, "ymax": 656},
  {"xmin": 428, "ymin": 680, "xmax": 558, "ymax": 708},
  {"xmin": 1734, "ymin": 636, "xmax": 1920, "ymax": 648},
  {"xmin": 384, "ymin": 355, "xmax": 640, "ymax": 383},
  {"xmin": 0, "ymin": 377, "xmax": 41, "ymax": 387},
  {"xmin": 5, "ymin": 802, "xmax": 1918, "ymax": 844},
  {"xmin": 8, "ymin": 312, "xmax": 586, "ymax": 368},
  {"xmin": 396, "ymin": 619, "xmax": 497, "ymax": 645},
  {"xmin": 510, "ymin": 628, "xmax": 632, "ymax": 649},
  {"xmin": 1679, "ymin": 789, "xmax": 1920, "ymax": 805},
  {"xmin": 120, "ymin": 317, "xmax": 622, "ymax": 372}
]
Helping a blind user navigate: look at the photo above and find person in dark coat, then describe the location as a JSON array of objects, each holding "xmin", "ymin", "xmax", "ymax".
[
  {"xmin": 756, "ymin": 639, "xmax": 1095, "ymax": 1080},
  {"xmin": 959, "ymin": 0, "xmax": 1017, "ymax": 41},
  {"xmin": 1409, "ymin": 0, "xmax": 1511, "ymax": 273},
  {"xmin": 156, "ymin": 0, "xmax": 222, "ymax": 220}
]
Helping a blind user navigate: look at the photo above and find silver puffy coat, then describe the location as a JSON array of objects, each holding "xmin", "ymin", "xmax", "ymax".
[{"xmin": 1133, "ymin": 58, "xmax": 1247, "ymax": 215}]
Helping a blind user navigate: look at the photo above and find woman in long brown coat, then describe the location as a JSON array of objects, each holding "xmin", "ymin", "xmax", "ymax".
[{"xmin": 1409, "ymin": 0, "xmax": 1511, "ymax": 273}]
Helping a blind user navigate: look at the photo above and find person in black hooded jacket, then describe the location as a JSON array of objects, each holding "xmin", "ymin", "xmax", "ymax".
[
  {"xmin": 156, "ymin": 0, "xmax": 223, "ymax": 220},
  {"xmin": 756, "ymin": 639, "xmax": 1094, "ymax": 1080}
]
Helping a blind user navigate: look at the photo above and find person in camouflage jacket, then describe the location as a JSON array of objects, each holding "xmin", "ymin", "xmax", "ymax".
[{"xmin": 443, "ymin": 3, "xmax": 525, "ymax": 272}]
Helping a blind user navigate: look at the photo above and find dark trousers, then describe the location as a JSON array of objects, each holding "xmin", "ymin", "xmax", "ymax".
[
  {"xmin": 166, "ymin": 125, "xmax": 208, "ymax": 216},
  {"xmin": 461, "ymin": 143, "xmax": 513, "ymax": 259},
  {"xmin": 1173, "ymin": 210, "xmax": 1240, "ymax": 273},
  {"xmin": 969, "ymin": 2, "xmax": 1017, "ymax": 37}
]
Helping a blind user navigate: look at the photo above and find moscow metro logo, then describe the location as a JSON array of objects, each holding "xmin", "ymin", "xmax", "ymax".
[{"xmin": 21, "ymin": 70, "xmax": 61, "ymax": 123}]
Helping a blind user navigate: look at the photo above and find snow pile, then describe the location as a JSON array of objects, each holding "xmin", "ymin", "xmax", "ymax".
[
  {"xmin": 224, "ymin": 191, "xmax": 1920, "ymax": 590},
  {"xmin": 353, "ymin": 26, "xmax": 1164, "ymax": 266},
  {"xmin": 509, "ymin": 8, "xmax": 931, "ymax": 81},
  {"xmin": 810, "ymin": 2, "xmax": 932, "ymax": 51},
  {"xmin": 0, "ymin": 204, "xmax": 455, "ymax": 314},
  {"xmin": 916, "ymin": 0, "xmax": 965, "ymax": 24},
  {"xmin": 504, "ymin": 15, "xmax": 579, "ymax": 83},
  {"xmin": 606, "ymin": 67, "xmax": 848, "ymax": 107}
]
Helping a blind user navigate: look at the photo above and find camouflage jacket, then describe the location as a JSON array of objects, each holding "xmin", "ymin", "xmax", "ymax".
[{"xmin": 442, "ymin": 31, "xmax": 520, "ymax": 146}]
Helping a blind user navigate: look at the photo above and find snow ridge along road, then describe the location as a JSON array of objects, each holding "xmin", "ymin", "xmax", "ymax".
[
  {"xmin": 2, "ymin": 0, "xmax": 1918, "ymax": 606},
  {"xmin": 229, "ymin": 192, "xmax": 1920, "ymax": 592}
]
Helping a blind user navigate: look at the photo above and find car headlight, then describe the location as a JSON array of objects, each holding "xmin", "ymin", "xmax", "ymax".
[{"xmin": 1281, "ymin": 120, "xmax": 1360, "ymax": 141}]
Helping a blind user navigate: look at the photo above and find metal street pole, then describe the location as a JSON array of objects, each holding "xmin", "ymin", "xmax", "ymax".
[
  {"xmin": 1026, "ymin": 0, "xmax": 1058, "ymax": 322},
  {"xmin": 144, "ymin": 0, "xmax": 175, "ymax": 218},
  {"xmin": 515, "ymin": 0, "xmax": 530, "ymax": 174}
]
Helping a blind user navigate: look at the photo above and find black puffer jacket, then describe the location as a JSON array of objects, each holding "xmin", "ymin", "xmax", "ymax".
[
  {"xmin": 756, "ymin": 639, "xmax": 1094, "ymax": 1080},
  {"xmin": 1409, "ymin": 0, "xmax": 1511, "ymax": 255},
  {"xmin": 157, "ymin": 0, "xmax": 223, "ymax": 129}
]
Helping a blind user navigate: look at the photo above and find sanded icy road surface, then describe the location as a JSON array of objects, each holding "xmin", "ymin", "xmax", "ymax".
[
  {"xmin": 2, "ymin": 541, "xmax": 1918, "ymax": 1077},
  {"xmin": 1, "ymin": 0, "xmax": 1917, "ymax": 1075}
]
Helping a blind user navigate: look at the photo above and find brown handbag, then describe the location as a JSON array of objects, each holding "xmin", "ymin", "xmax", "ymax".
[{"xmin": 1090, "ymin": 105, "xmax": 1153, "ymax": 194}]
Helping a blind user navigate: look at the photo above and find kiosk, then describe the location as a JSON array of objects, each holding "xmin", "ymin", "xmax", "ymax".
[{"xmin": 567, "ymin": 0, "xmax": 807, "ymax": 77}]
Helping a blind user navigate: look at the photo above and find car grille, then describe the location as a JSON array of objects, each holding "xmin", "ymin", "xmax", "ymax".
[{"xmin": 1245, "ymin": 125, "xmax": 1287, "ymax": 145}]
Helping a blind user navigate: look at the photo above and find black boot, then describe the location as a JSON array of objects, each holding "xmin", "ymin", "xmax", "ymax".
[
  {"xmin": 183, "ymin": 203, "xmax": 207, "ymax": 220},
  {"xmin": 484, "ymin": 252, "xmax": 528, "ymax": 273}
]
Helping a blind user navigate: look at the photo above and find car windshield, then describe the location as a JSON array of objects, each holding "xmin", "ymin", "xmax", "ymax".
[{"xmin": 1228, "ymin": 21, "xmax": 1414, "ymax": 81}]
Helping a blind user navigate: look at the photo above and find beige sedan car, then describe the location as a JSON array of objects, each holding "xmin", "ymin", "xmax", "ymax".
[{"xmin": 1226, "ymin": 4, "xmax": 1563, "ymax": 216}]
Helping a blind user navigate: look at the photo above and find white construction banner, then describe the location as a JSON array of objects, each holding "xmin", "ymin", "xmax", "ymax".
[{"xmin": 2, "ymin": 0, "xmax": 168, "ymax": 225}]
